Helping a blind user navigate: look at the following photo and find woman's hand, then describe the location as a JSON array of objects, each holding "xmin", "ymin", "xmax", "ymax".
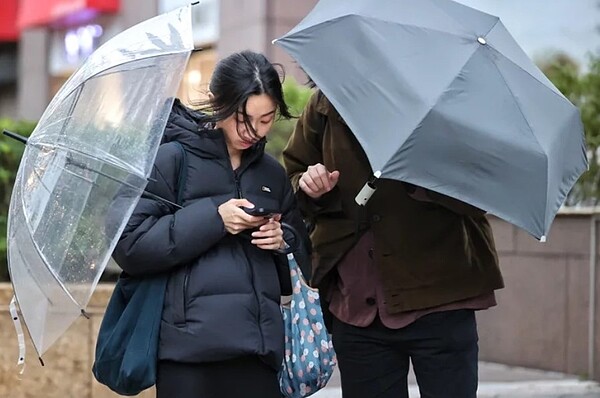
[
  {"xmin": 218, "ymin": 199, "xmax": 268, "ymax": 235},
  {"xmin": 299, "ymin": 163, "xmax": 340, "ymax": 199},
  {"xmin": 251, "ymin": 214, "xmax": 286, "ymax": 251}
]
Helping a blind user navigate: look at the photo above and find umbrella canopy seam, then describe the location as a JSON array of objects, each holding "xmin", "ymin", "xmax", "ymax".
[
  {"xmin": 31, "ymin": 142, "xmax": 148, "ymax": 179},
  {"xmin": 43, "ymin": 51, "xmax": 191, "ymax": 122},
  {"xmin": 280, "ymin": 14, "xmax": 479, "ymax": 43},
  {"xmin": 486, "ymin": 53, "xmax": 550, "ymax": 228},
  {"xmin": 388, "ymin": 43, "xmax": 482, "ymax": 172},
  {"xmin": 427, "ymin": 0, "xmax": 499, "ymax": 37},
  {"xmin": 486, "ymin": 43, "xmax": 568, "ymax": 104}
]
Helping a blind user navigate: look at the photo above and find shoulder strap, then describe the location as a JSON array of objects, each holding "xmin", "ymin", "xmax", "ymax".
[{"xmin": 173, "ymin": 142, "xmax": 188, "ymax": 206}]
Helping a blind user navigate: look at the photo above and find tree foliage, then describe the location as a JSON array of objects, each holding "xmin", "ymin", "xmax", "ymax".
[
  {"xmin": 540, "ymin": 52, "xmax": 600, "ymax": 205},
  {"xmin": 0, "ymin": 119, "xmax": 36, "ymax": 281},
  {"xmin": 265, "ymin": 78, "xmax": 313, "ymax": 162}
]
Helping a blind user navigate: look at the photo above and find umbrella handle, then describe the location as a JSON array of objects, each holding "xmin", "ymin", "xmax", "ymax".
[
  {"xmin": 9, "ymin": 296, "xmax": 26, "ymax": 372},
  {"xmin": 355, "ymin": 170, "xmax": 382, "ymax": 206}
]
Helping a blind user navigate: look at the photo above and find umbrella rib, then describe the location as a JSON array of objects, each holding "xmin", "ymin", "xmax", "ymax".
[
  {"xmin": 35, "ymin": 143, "xmax": 183, "ymax": 209},
  {"xmin": 9, "ymin": 223, "xmax": 80, "ymax": 359},
  {"xmin": 65, "ymin": 156, "xmax": 183, "ymax": 209},
  {"xmin": 54, "ymin": 52, "xmax": 191, "ymax": 111},
  {"xmin": 22, "ymin": 233, "xmax": 86, "ymax": 312},
  {"xmin": 30, "ymin": 142, "xmax": 182, "ymax": 209},
  {"xmin": 29, "ymin": 116, "xmax": 73, "ymax": 140},
  {"xmin": 487, "ymin": 55, "xmax": 545, "ymax": 152},
  {"xmin": 393, "ymin": 44, "xmax": 482, "ymax": 167},
  {"xmin": 34, "ymin": 141, "xmax": 143, "ymax": 179},
  {"xmin": 357, "ymin": 14, "xmax": 470, "ymax": 39},
  {"xmin": 487, "ymin": 56, "xmax": 549, "ymax": 223},
  {"xmin": 486, "ymin": 44, "xmax": 568, "ymax": 104},
  {"xmin": 20, "ymin": 229, "xmax": 82, "ymax": 310},
  {"xmin": 427, "ymin": 0, "xmax": 499, "ymax": 38},
  {"xmin": 289, "ymin": 14, "xmax": 471, "ymax": 44},
  {"xmin": 10, "ymin": 237, "xmax": 56, "ymax": 308}
]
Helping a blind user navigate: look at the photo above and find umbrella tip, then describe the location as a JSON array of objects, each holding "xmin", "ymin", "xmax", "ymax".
[
  {"xmin": 2, "ymin": 130, "xmax": 28, "ymax": 145},
  {"xmin": 477, "ymin": 37, "xmax": 487, "ymax": 45},
  {"xmin": 540, "ymin": 235, "xmax": 547, "ymax": 243},
  {"xmin": 271, "ymin": 39, "xmax": 277, "ymax": 45}
]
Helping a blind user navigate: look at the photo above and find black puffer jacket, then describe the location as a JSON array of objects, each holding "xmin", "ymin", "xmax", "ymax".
[{"xmin": 113, "ymin": 100, "xmax": 311, "ymax": 370}]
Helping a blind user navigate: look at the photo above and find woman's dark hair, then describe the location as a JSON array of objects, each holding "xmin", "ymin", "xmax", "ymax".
[{"xmin": 192, "ymin": 50, "xmax": 292, "ymax": 139}]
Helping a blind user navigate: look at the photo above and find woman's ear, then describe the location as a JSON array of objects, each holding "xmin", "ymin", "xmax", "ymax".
[{"xmin": 207, "ymin": 91, "xmax": 214, "ymax": 100}]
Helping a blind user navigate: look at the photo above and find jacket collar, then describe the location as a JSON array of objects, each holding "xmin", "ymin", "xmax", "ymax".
[{"xmin": 315, "ymin": 90, "xmax": 348, "ymax": 126}]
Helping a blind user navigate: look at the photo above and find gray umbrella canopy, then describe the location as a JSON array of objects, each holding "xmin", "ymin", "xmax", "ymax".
[{"xmin": 274, "ymin": 0, "xmax": 588, "ymax": 240}]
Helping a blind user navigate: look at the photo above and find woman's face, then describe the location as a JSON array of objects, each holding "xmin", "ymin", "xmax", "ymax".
[{"xmin": 218, "ymin": 93, "xmax": 277, "ymax": 153}]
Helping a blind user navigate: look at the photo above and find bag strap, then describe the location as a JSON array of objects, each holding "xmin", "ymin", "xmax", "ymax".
[{"xmin": 173, "ymin": 142, "xmax": 188, "ymax": 206}]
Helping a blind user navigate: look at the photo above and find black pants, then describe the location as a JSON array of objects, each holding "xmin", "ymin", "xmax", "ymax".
[
  {"xmin": 156, "ymin": 356, "xmax": 281, "ymax": 398},
  {"xmin": 332, "ymin": 309, "xmax": 479, "ymax": 398}
]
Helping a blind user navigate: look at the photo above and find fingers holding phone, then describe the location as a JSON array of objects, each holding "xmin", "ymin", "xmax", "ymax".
[
  {"xmin": 241, "ymin": 206, "xmax": 280, "ymax": 219},
  {"xmin": 251, "ymin": 218, "xmax": 285, "ymax": 251},
  {"xmin": 218, "ymin": 199, "xmax": 268, "ymax": 235}
]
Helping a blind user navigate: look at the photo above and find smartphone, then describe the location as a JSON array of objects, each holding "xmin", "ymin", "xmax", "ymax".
[{"xmin": 241, "ymin": 206, "xmax": 280, "ymax": 218}]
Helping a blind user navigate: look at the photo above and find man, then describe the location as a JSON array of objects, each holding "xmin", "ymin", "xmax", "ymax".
[{"xmin": 283, "ymin": 90, "xmax": 504, "ymax": 398}]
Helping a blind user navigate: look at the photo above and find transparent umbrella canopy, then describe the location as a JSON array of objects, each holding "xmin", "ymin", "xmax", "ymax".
[{"xmin": 5, "ymin": 5, "xmax": 194, "ymax": 363}]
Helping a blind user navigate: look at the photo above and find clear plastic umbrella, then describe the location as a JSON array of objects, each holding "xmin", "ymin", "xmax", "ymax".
[{"xmin": 6, "ymin": 5, "xmax": 194, "ymax": 363}]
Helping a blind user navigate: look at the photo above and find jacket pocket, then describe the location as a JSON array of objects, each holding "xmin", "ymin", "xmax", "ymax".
[{"xmin": 166, "ymin": 264, "xmax": 191, "ymax": 327}]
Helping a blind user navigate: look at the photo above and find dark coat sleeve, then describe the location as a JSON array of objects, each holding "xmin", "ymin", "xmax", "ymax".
[
  {"xmin": 112, "ymin": 143, "xmax": 227, "ymax": 276},
  {"xmin": 271, "ymin": 166, "xmax": 313, "ymax": 294},
  {"xmin": 282, "ymin": 91, "xmax": 344, "ymax": 219}
]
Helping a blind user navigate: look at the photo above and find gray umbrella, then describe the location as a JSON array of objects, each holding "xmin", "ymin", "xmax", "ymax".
[{"xmin": 274, "ymin": 0, "xmax": 588, "ymax": 241}]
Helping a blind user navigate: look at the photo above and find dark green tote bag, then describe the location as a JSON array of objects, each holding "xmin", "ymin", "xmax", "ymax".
[
  {"xmin": 92, "ymin": 273, "xmax": 168, "ymax": 395},
  {"xmin": 92, "ymin": 142, "xmax": 187, "ymax": 395}
]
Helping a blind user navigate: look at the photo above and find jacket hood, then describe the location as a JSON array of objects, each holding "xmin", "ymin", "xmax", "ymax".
[
  {"xmin": 161, "ymin": 98, "xmax": 266, "ymax": 163},
  {"xmin": 162, "ymin": 98, "xmax": 207, "ymax": 144}
]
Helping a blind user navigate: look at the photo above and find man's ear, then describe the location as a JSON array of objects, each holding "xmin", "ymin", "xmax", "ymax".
[{"xmin": 207, "ymin": 91, "xmax": 214, "ymax": 100}]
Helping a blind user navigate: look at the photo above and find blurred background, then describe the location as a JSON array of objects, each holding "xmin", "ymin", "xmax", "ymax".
[{"xmin": 1, "ymin": 2, "xmax": 600, "ymax": 396}]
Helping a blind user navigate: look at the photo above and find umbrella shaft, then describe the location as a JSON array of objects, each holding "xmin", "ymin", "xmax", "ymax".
[
  {"xmin": 3, "ymin": 130, "xmax": 182, "ymax": 209},
  {"xmin": 2, "ymin": 130, "xmax": 28, "ymax": 144}
]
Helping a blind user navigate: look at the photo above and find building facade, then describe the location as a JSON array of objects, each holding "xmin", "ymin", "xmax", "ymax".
[
  {"xmin": 4, "ymin": 0, "xmax": 317, "ymax": 120},
  {"xmin": 0, "ymin": 0, "xmax": 19, "ymax": 118}
]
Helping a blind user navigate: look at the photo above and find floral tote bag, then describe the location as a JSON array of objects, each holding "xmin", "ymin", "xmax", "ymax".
[{"xmin": 279, "ymin": 253, "xmax": 337, "ymax": 398}]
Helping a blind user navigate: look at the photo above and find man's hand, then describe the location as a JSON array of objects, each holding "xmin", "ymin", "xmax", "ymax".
[{"xmin": 298, "ymin": 163, "xmax": 340, "ymax": 199}]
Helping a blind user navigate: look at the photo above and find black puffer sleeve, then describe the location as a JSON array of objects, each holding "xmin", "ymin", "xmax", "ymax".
[{"xmin": 112, "ymin": 142, "xmax": 227, "ymax": 276}]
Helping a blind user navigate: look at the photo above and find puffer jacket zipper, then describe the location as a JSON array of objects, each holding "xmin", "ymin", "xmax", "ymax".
[
  {"xmin": 181, "ymin": 265, "xmax": 190, "ymax": 324},
  {"xmin": 175, "ymin": 142, "xmax": 190, "ymax": 327},
  {"xmin": 233, "ymin": 170, "xmax": 243, "ymax": 199},
  {"xmin": 233, "ymin": 166, "xmax": 265, "ymax": 353}
]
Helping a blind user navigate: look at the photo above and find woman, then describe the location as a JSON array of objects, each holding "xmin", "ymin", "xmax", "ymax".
[{"xmin": 112, "ymin": 51, "xmax": 310, "ymax": 398}]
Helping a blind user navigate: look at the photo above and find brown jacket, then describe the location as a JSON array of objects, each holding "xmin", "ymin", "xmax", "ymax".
[{"xmin": 283, "ymin": 91, "xmax": 504, "ymax": 313}]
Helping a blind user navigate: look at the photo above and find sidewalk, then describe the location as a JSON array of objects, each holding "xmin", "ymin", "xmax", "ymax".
[{"xmin": 312, "ymin": 362, "xmax": 600, "ymax": 397}]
